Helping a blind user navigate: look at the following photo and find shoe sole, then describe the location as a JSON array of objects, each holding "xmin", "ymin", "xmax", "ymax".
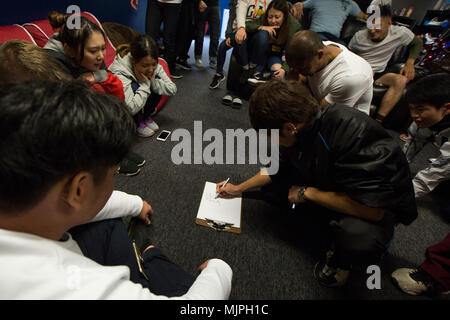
[
  {"xmin": 209, "ymin": 76, "xmax": 226, "ymax": 89},
  {"xmin": 171, "ymin": 74, "xmax": 183, "ymax": 79},
  {"xmin": 117, "ymin": 168, "xmax": 141, "ymax": 177},
  {"xmin": 176, "ymin": 63, "xmax": 191, "ymax": 71}
]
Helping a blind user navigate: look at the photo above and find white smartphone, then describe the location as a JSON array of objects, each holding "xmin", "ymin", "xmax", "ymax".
[{"xmin": 156, "ymin": 130, "xmax": 171, "ymax": 141}]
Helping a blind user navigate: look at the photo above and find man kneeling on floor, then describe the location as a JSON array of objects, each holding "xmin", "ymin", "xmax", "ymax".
[
  {"xmin": 216, "ymin": 80, "xmax": 417, "ymax": 287},
  {"xmin": 0, "ymin": 81, "xmax": 232, "ymax": 299}
]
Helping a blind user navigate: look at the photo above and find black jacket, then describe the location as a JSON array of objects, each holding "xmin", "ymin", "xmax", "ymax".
[{"xmin": 272, "ymin": 104, "xmax": 418, "ymax": 225}]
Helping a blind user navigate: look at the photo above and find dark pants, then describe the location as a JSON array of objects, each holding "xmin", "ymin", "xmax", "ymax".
[
  {"xmin": 317, "ymin": 31, "xmax": 347, "ymax": 46},
  {"xmin": 216, "ymin": 33, "xmax": 249, "ymax": 75},
  {"xmin": 194, "ymin": 5, "xmax": 221, "ymax": 59},
  {"xmin": 69, "ymin": 218, "xmax": 195, "ymax": 297},
  {"xmin": 146, "ymin": 0, "xmax": 181, "ymax": 72},
  {"xmin": 259, "ymin": 182, "xmax": 395, "ymax": 269},
  {"xmin": 176, "ymin": 0, "xmax": 195, "ymax": 61},
  {"xmin": 130, "ymin": 81, "xmax": 162, "ymax": 125},
  {"xmin": 248, "ymin": 30, "xmax": 270, "ymax": 73},
  {"xmin": 420, "ymin": 233, "xmax": 450, "ymax": 290}
]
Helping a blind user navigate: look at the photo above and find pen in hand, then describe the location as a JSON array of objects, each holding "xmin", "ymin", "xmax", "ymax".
[{"xmin": 215, "ymin": 177, "xmax": 230, "ymax": 199}]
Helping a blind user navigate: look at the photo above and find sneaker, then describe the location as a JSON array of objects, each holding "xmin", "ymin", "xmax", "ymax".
[
  {"xmin": 170, "ymin": 68, "xmax": 183, "ymax": 79},
  {"xmin": 391, "ymin": 268, "xmax": 450, "ymax": 296},
  {"xmin": 314, "ymin": 260, "xmax": 350, "ymax": 287},
  {"xmin": 176, "ymin": 58, "xmax": 192, "ymax": 71},
  {"xmin": 209, "ymin": 57, "xmax": 217, "ymax": 69},
  {"xmin": 117, "ymin": 158, "xmax": 141, "ymax": 176},
  {"xmin": 248, "ymin": 72, "xmax": 270, "ymax": 86},
  {"xmin": 127, "ymin": 151, "xmax": 146, "ymax": 167},
  {"xmin": 137, "ymin": 122, "xmax": 156, "ymax": 137},
  {"xmin": 209, "ymin": 73, "xmax": 225, "ymax": 89},
  {"xmin": 195, "ymin": 58, "xmax": 203, "ymax": 68},
  {"xmin": 144, "ymin": 117, "xmax": 159, "ymax": 132}
]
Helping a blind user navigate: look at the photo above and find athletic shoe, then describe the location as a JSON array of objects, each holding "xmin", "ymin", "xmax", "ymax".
[
  {"xmin": 137, "ymin": 122, "xmax": 156, "ymax": 137},
  {"xmin": 127, "ymin": 151, "xmax": 146, "ymax": 167},
  {"xmin": 195, "ymin": 58, "xmax": 204, "ymax": 68},
  {"xmin": 176, "ymin": 58, "xmax": 192, "ymax": 71},
  {"xmin": 170, "ymin": 68, "xmax": 183, "ymax": 79},
  {"xmin": 209, "ymin": 57, "xmax": 217, "ymax": 69},
  {"xmin": 209, "ymin": 74, "xmax": 225, "ymax": 89},
  {"xmin": 144, "ymin": 117, "xmax": 160, "ymax": 132},
  {"xmin": 117, "ymin": 159, "xmax": 141, "ymax": 176},
  {"xmin": 248, "ymin": 72, "xmax": 270, "ymax": 86},
  {"xmin": 314, "ymin": 260, "xmax": 350, "ymax": 287},
  {"xmin": 391, "ymin": 267, "xmax": 450, "ymax": 296}
]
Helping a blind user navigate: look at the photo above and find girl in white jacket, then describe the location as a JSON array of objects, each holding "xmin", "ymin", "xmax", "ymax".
[{"xmin": 110, "ymin": 35, "xmax": 177, "ymax": 137}]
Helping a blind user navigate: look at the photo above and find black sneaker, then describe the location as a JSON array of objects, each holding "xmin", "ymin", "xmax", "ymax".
[
  {"xmin": 117, "ymin": 158, "xmax": 141, "ymax": 176},
  {"xmin": 391, "ymin": 267, "xmax": 450, "ymax": 296},
  {"xmin": 209, "ymin": 73, "xmax": 225, "ymax": 89},
  {"xmin": 127, "ymin": 151, "xmax": 146, "ymax": 167},
  {"xmin": 170, "ymin": 68, "xmax": 183, "ymax": 79},
  {"xmin": 176, "ymin": 58, "xmax": 192, "ymax": 71},
  {"xmin": 314, "ymin": 260, "xmax": 350, "ymax": 287},
  {"xmin": 248, "ymin": 72, "xmax": 270, "ymax": 86}
]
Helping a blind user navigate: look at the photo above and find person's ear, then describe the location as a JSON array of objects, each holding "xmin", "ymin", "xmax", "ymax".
[
  {"xmin": 282, "ymin": 122, "xmax": 298, "ymax": 136},
  {"xmin": 443, "ymin": 102, "xmax": 450, "ymax": 116},
  {"xmin": 317, "ymin": 49, "xmax": 324, "ymax": 60},
  {"xmin": 62, "ymin": 172, "xmax": 90, "ymax": 210}
]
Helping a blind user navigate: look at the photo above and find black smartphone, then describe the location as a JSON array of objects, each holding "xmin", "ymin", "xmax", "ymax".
[{"xmin": 156, "ymin": 130, "xmax": 171, "ymax": 141}]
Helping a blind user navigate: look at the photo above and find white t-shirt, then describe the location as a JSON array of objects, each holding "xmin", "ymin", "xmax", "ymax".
[
  {"xmin": 349, "ymin": 25, "xmax": 415, "ymax": 73},
  {"xmin": 0, "ymin": 191, "xmax": 233, "ymax": 299},
  {"xmin": 308, "ymin": 41, "xmax": 373, "ymax": 115}
]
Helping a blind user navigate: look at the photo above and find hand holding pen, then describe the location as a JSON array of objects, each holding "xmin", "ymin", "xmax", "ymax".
[{"xmin": 215, "ymin": 178, "xmax": 241, "ymax": 199}]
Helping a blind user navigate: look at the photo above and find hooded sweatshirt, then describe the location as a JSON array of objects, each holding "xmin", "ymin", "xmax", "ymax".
[
  {"xmin": 109, "ymin": 53, "xmax": 177, "ymax": 116},
  {"xmin": 235, "ymin": 0, "xmax": 272, "ymax": 30}
]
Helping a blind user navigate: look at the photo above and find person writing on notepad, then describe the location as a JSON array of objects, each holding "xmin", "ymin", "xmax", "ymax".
[{"xmin": 216, "ymin": 80, "xmax": 417, "ymax": 288}]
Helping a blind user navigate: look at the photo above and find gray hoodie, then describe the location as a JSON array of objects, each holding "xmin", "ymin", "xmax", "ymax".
[{"xmin": 109, "ymin": 53, "xmax": 177, "ymax": 115}]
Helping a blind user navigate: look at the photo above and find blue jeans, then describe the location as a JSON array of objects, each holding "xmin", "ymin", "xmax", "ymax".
[
  {"xmin": 195, "ymin": 5, "xmax": 221, "ymax": 59},
  {"xmin": 248, "ymin": 30, "xmax": 270, "ymax": 73},
  {"xmin": 216, "ymin": 32, "xmax": 249, "ymax": 75}
]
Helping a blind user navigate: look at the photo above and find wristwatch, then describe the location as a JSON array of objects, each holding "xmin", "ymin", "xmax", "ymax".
[{"xmin": 297, "ymin": 186, "xmax": 307, "ymax": 202}]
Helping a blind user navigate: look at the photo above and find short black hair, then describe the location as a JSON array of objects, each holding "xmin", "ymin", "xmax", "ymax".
[
  {"xmin": 379, "ymin": 5, "xmax": 392, "ymax": 19},
  {"xmin": 405, "ymin": 73, "xmax": 450, "ymax": 109},
  {"xmin": 0, "ymin": 81, "xmax": 136, "ymax": 213}
]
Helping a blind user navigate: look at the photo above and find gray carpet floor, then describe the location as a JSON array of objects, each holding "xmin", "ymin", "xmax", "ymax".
[{"xmin": 115, "ymin": 38, "xmax": 450, "ymax": 300}]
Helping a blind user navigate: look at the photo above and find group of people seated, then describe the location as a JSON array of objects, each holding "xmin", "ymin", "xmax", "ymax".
[{"xmin": 0, "ymin": 0, "xmax": 449, "ymax": 300}]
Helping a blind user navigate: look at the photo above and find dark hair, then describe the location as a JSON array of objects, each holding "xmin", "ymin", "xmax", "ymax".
[
  {"xmin": 116, "ymin": 34, "xmax": 159, "ymax": 63},
  {"xmin": 262, "ymin": 0, "xmax": 290, "ymax": 45},
  {"xmin": 249, "ymin": 80, "xmax": 319, "ymax": 131},
  {"xmin": 48, "ymin": 11, "xmax": 105, "ymax": 62},
  {"xmin": 405, "ymin": 73, "xmax": 450, "ymax": 109},
  {"xmin": 0, "ymin": 40, "xmax": 71, "ymax": 84},
  {"xmin": 0, "ymin": 81, "xmax": 136, "ymax": 213},
  {"xmin": 379, "ymin": 5, "xmax": 392, "ymax": 19},
  {"xmin": 286, "ymin": 30, "xmax": 324, "ymax": 65}
]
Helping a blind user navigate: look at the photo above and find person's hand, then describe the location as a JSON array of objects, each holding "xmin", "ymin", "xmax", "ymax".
[
  {"xmin": 225, "ymin": 37, "xmax": 232, "ymax": 48},
  {"xmin": 198, "ymin": 259, "xmax": 211, "ymax": 272},
  {"xmin": 130, "ymin": 0, "xmax": 139, "ymax": 10},
  {"xmin": 273, "ymin": 68, "xmax": 285, "ymax": 80},
  {"xmin": 138, "ymin": 200, "xmax": 153, "ymax": 225},
  {"xmin": 216, "ymin": 181, "xmax": 241, "ymax": 199},
  {"xmin": 134, "ymin": 65, "xmax": 151, "ymax": 82},
  {"xmin": 78, "ymin": 72, "xmax": 95, "ymax": 85},
  {"xmin": 259, "ymin": 25, "xmax": 279, "ymax": 38},
  {"xmin": 235, "ymin": 28, "xmax": 247, "ymax": 45},
  {"xmin": 400, "ymin": 61, "xmax": 415, "ymax": 81},
  {"xmin": 288, "ymin": 186, "xmax": 306, "ymax": 205},
  {"xmin": 199, "ymin": 0, "xmax": 207, "ymax": 12},
  {"xmin": 291, "ymin": 2, "xmax": 303, "ymax": 20}
]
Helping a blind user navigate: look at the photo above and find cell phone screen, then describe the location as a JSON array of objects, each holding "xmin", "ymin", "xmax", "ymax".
[{"xmin": 157, "ymin": 131, "xmax": 171, "ymax": 141}]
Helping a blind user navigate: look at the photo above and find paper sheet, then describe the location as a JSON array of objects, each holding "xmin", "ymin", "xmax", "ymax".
[{"xmin": 196, "ymin": 182, "xmax": 242, "ymax": 228}]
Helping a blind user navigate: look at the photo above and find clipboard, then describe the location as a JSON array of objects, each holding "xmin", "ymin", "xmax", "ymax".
[{"xmin": 195, "ymin": 182, "xmax": 242, "ymax": 234}]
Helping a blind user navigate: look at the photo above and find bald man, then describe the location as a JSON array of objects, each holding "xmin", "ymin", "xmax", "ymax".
[{"xmin": 286, "ymin": 30, "xmax": 373, "ymax": 115}]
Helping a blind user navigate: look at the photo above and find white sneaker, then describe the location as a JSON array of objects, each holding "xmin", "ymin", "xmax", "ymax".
[
  {"xmin": 195, "ymin": 58, "xmax": 203, "ymax": 68},
  {"xmin": 144, "ymin": 118, "xmax": 159, "ymax": 132},
  {"xmin": 137, "ymin": 122, "xmax": 155, "ymax": 137}
]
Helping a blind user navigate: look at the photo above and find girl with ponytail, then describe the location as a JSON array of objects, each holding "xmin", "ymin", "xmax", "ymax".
[{"xmin": 110, "ymin": 34, "xmax": 176, "ymax": 137}]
